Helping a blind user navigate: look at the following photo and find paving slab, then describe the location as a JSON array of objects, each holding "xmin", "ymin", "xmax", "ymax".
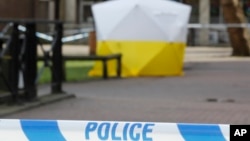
[
  {"xmin": 0, "ymin": 93, "xmax": 75, "ymax": 117},
  {"xmin": 2, "ymin": 46, "xmax": 250, "ymax": 125}
]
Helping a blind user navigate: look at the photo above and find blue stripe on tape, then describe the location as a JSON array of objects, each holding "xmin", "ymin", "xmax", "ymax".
[
  {"xmin": 20, "ymin": 120, "xmax": 66, "ymax": 141},
  {"xmin": 177, "ymin": 124, "xmax": 226, "ymax": 141}
]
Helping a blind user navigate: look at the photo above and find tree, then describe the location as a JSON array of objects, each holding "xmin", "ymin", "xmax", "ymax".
[{"xmin": 221, "ymin": 0, "xmax": 250, "ymax": 56}]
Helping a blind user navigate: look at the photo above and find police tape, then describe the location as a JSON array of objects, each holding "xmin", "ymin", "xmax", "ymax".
[
  {"xmin": 0, "ymin": 119, "xmax": 229, "ymax": 141},
  {"xmin": 18, "ymin": 25, "xmax": 89, "ymax": 43},
  {"xmin": 62, "ymin": 33, "xmax": 89, "ymax": 43},
  {"xmin": 188, "ymin": 23, "xmax": 250, "ymax": 29},
  {"xmin": 17, "ymin": 23, "xmax": 250, "ymax": 44}
]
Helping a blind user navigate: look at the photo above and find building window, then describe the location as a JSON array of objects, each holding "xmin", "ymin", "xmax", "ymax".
[
  {"xmin": 243, "ymin": 0, "xmax": 250, "ymax": 21},
  {"xmin": 183, "ymin": 0, "xmax": 199, "ymax": 23},
  {"xmin": 78, "ymin": 0, "xmax": 106, "ymax": 23},
  {"xmin": 83, "ymin": 5, "xmax": 92, "ymax": 22},
  {"xmin": 210, "ymin": 0, "xmax": 220, "ymax": 23}
]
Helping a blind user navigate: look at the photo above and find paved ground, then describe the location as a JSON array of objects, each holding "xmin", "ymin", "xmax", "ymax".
[{"xmin": 3, "ymin": 46, "xmax": 250, "ymax": 124}]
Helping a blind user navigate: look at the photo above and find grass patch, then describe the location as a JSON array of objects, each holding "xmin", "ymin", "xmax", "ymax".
[{"xmin": 37, "ymin": 61, "xmax": 94, "ymax": 84}]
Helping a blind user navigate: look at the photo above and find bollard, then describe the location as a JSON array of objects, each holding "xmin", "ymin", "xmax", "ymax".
[{"xmin": 0, "ymin": 119, "xmax": 229, "ymax": 141}]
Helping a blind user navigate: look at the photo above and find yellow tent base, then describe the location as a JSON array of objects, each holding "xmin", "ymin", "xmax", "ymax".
[{"xmin": 89, "ymin": 40, "xmax": 186, "ymax": 77}]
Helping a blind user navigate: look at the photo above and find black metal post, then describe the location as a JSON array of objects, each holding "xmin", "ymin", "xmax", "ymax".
[
  {"xmin": 55, "ymin": 0, "xmax": 60, "ymax": 20},
  {"xmin": 8, "ymin": 23, "xmax": 20, "ymax": 103},
  {"xmin": 102, "ymin": 59, "xmax": 108, "ymax": 79},
  {"xmin": 0, "ymin": 39, "xmax": 3, "ymax": 51},
  {"xmin": 117, "ymin": 55, "xmax": 122, "ymax": 78},
  {"xmin": 52, "ymin": 22, "xmax": 63, "ymax": 93},
  {"xmin": 23, "ymin": 22, "xmax": 37, "ymax": 100}
]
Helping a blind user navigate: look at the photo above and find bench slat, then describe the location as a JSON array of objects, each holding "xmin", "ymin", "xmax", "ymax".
[{"xmin": 37, "ymin": 54, "xmax": 121, "ymax": 61}]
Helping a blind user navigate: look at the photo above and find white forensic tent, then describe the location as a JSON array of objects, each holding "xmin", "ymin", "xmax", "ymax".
[{"xmin": 89, "ymin": 0, "xmax": 191, "ymax": 77}]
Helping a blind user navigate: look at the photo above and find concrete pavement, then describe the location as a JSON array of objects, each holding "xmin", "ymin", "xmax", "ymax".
[{"xmin": 2, "ymin": 46, "xmax": 250, "ymax": 125}]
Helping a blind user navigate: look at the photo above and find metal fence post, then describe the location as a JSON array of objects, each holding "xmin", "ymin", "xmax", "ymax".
[
  {"xmin": 8, "ymin": 22, "xmax": 20, "ymax": 103},
  {"xmin": 51, "ymin": 22, "xmax": 63, "ymax": 93},
  {"xmin": 0, "ymin": 39, "xmax": 3, "ymax": 50},
  {"xmin": 23, "ymin": 22, "xmax": 37, "ymax": 100}
]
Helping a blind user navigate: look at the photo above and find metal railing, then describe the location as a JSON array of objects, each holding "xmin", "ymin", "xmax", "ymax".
[
  {"xmin": 0, "ymin": 19, "xmax": 64, "ymax": 104},
  {"xmin": 187, "ymin": 23, "xmax": 250, "ymax": 46}
]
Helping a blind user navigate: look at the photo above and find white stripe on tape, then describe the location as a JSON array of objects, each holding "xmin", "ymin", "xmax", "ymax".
[{"xmin": 0, "ymin": 119, "xmax": 28, "ymax": 141}]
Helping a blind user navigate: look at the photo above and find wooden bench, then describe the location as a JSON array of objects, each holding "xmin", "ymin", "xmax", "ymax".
[{"xmin": 63, "ymin": 54, "xmax": 122, "ymax": 79}]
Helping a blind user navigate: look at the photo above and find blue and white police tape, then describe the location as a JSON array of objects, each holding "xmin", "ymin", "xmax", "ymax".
[
  {"xmin": 0, "ymin": 119, "xmax": 229, "ymax": 141},
  {"xmin": 18, "ymin": 25, "xmax": 89, "ymax": 43}
]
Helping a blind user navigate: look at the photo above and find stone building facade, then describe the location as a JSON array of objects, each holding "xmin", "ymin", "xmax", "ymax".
[{"xmin": 0, "ymin": 0, "xmax": 51, "ymax": 20}]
